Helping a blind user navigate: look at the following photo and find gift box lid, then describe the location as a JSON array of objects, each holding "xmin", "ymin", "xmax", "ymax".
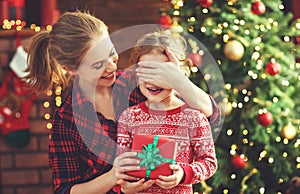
[{"xmin": 128, "ymin": 134, "xmax": 178, "ymax": 179}]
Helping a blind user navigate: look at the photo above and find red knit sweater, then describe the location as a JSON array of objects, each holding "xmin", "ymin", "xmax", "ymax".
[{"xmin": 117, "ymin": 101, "xmax": 217, "ymax": 194}]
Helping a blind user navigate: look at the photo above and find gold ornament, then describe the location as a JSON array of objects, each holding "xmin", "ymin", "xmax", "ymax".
[
  {"xmin": 223, "ymin": 40, "xmax": 244, "ymax": 61},
  {"xmin": 280, "ymin": 124, "xmax": 297, "ymax": 140},
  {"xmin": 219, "ymin": 101, "xmax": 232, "ymax": 116},
  {"xmin": 170, "ymin": 19, "xmax": 183, "ymax": 38},
  {"xmin": 227, "ymin": 0, "xmax": 237, "ymax": 3}
]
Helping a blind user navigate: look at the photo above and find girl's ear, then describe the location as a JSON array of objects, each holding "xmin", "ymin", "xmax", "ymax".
[{"xmin": 62, "ymin": 65, "xmax": 76, "ymax": 75}]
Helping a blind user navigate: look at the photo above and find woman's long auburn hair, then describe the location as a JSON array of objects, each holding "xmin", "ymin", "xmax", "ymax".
[{"xmin": 25, "ymin": 11, "xmax": 108, "ymax": 93}]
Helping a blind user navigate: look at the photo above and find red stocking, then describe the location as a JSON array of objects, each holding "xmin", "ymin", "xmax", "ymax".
[{"xmin": 0, "ymin": 70, "xmax": 36, "ymax": 148}]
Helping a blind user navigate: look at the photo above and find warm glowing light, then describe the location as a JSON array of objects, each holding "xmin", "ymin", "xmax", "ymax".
[
  {"xmin": 230, "ymin": 174, "xmax": 236, "ymax": 179},
  {"xmin": 44, "ymin": 114, "xmax": 51, "ymax": 120},
  {"xmin": 44, "ymin": 101, "xmax": 50, "ymax": 108},
  {"xmin": 268, "ymin": 158, "xmax": 274, "ymax": 163},
  {"xmin": 231, "ymin": 144, "xmax": 237, "ymax": 150},
  {"xmin": 46, "ymin": 123, "xmax": 53, "ymax": 129},
  {"xmin": 260, "ymin": 150, "xmax": 267, "ymax": 158},
  {"xmin": 259, "ymin": 187, "xmax": 265, "ymax": 194},
  {"xmin": 282, "ymin": 152, "xmax": 288, "ymax": 157},
  {"xmin": 276, "ymin": 136, "xmax": 281, "ymax": 142},
  {"xmin": 202, "ymin": 9, "xmax": 209, "ymax": 14},
  {"xmin": 55, "ymin": 96, "xmax": 62, "ymax": 102},
  {"xmin": 283, "ymin": 36, "xmax": 290, "ymax": 42},
  {"xmin": 227, "ymin": 129, "xmax": 233, "ymax": 136}
]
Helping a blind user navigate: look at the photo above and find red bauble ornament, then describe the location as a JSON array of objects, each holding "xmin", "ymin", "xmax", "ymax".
[
  {"xmin": 197, "ymin": 0, "xmax": 214, "ymax": 8},
  {"xmin": 188, "ymin": 53, "xmax": 202, "ymax": 66},
  {"xmin": 257, "ymin": 112, "xmax": 273, "ymax": 127},
  {"xmin": 251, "ymin": 1, "xmax": 266, "ymax": 15},
  {"xmin": 231, "ymin": 155, "xmax": 246, "ymax": 169},
  {"xmin": 157, "ymin": 14, "xmax": 172, "ymax": 27},
  {"xmin": 295, "ymin": 36, "xmax": 300, "ymax": 44},
  {"xmin": 265, "ymin": 62, "xmax": 281, "ymax": 76}
]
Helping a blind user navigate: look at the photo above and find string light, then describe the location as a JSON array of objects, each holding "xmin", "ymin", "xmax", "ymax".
[
  {"xmin": 168, "ymin": 1, "xmax": 298, "ymax": 192},
  {"xmin": 283, "ymin": 36, "xmax": 290, "ymax": 42},
  {"xmin": 242, "ymin": 138, "xmax": 248, "ymax": 144},
  {"xmin": 227, "ymin": 128, "xmax": 233, "ymax": 136},
  {"xmin": 268, "ymin": 157, "xmax": 274, "ymax": 164},
  {"xmin": 276, "ymin": 136, "xmax": 281, "ymax": 142},
  {"xmin": 278, "ymin": 4, "xmax": 284, "ymax": 10},
  {"xmin": 230, "ymin": 173, "xmax": 237, "ymax": 179},
  {"xmin": 259, "ymin": 187, "xmax": 265, "ymax": 194}
]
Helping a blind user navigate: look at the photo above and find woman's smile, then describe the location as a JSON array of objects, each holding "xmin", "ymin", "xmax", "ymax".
[{"xmin": 100, "ymin": 72, "xmax": 115, "ymax": 80}]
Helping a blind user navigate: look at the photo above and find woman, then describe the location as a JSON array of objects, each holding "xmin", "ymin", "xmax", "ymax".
[{"xmin": 25, "ymin": 11, "xmax": 220, "ymax": 194}]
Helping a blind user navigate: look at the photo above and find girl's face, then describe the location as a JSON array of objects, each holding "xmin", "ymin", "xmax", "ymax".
[
  {"xmin": 138, "ymin": 51, "xmax": 173, "ymax": 104},
  {"xmin": 77, "ymin": 35, "xmax": 118, "ymax": 88}
]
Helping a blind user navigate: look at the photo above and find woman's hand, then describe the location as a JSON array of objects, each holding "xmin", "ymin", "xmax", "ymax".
[
  {"xmin": 136, "ymin": 47, "xmax": 182, "ymax": 90},
  {"xmin": 118, "ymin": 179, "xmax": 155, "ymax": 194},
  {"xmin": 155, "ymin": 164, "xmax": 184, "ymax": 190},
  {"xmin": 111, "ymin": 152, "xmax": 141, "ymax": 183},
  {"xmin": 136, "ymin": 47, "xmax": 213, "ymax": 117}
]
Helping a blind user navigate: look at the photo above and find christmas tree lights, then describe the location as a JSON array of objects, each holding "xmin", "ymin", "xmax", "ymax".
[{"xmin": 158, "ymin": 0, "xmax": 300, "ymax": 193}]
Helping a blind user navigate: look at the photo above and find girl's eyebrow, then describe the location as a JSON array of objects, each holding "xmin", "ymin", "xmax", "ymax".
[{"xmin": 90, "ymin": 47, "xmax": 116, "ymax": 68}]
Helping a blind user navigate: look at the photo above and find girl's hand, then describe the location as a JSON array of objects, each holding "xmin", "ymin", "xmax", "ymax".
[
  {"xmin": 155, "ymin": 164, "xmax": 184, "ymax": 190},
  {"xmin": 117, "ymin": 179, "xmax": 155, "ymax": 194},
  {"xmin": 112, "ymin": 152, "xmax": 141, "ymax": 183}
]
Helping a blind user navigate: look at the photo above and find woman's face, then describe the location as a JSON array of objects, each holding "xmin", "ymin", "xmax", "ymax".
[
  {"xmin": 77, "ymin": 35, "xmax": 118, "ymax": 88},
  {"xmin": 138, "ymin": 50, "xmax": 173, "ymax": 103}
]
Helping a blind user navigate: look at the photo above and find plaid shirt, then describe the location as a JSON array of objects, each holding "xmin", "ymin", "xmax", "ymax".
[{"xmin": 49, "ymin": 68, "xmax": 221, "ymax": 194}]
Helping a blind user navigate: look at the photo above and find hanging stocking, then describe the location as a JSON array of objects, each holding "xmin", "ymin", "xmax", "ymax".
[
  {"xmin": 0, "ymin": 70, "xmax": 36, "ymax": 148},
  {"xmin": 0, "ymin": 46, "xmax": 36, "ymax": 148}
]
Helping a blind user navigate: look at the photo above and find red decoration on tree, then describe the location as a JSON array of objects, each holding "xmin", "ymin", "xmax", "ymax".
[
  {"xmin": 251, "ymin": 1, "xmax": 266, "ymax": 15},
  {"xmin": 257, "ymin": 111, "xmax": 273, "ymax": 127},
  {"xmin": 265, "ymin": 62, "xmax": 281, "ymax": 76},
  {"xmin": 231, "ymin": 155, "xmax": 246, "ymax": 169},
  {"xmin": 197, "ymin": 0, "xmax": 214, "ymax": 8},
  {"xmin": 188, "ymin": 52, "xmax": 202, "ymax": 66},
  {"xmin": 295, "ymin": 36, "xmax": 300, "ymax": 44},
  {"xmin": 157, "ymin": 14, "xmax": 172, "ymax": 27}
]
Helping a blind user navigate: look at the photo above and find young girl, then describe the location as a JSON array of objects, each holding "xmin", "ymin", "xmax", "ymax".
[
  {"xmin": 117, "ymin": 32, "xmax": 217, "ymax": 194},
  {"xmin": 25, "ymin": 11, "xmax": 220, "ymax": 194}
]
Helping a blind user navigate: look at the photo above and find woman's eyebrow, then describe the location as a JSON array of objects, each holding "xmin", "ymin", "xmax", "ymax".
[{"xmin": 109, "ymin": 47, "xmax": 117, "ymax": 57}]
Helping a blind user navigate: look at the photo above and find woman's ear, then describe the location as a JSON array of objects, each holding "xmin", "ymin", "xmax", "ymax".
[{"xmin": 62, "ymin": 65, "xmax": 76, "ymax": 75}]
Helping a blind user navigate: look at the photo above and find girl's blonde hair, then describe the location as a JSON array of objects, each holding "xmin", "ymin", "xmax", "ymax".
[
  {"xmin": 129, "ymin": 31, "xmax": 192, "ymax": 77},
  {"xmin": 25, "ymin": 11, "xmax": 108, "ymax": 93},
  {"xmin": 129, "ymin": 31, "xmax": 187, "ymax": 66}
]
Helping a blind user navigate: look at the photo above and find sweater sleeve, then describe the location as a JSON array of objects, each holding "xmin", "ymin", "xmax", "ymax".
[
  {"xmin": 116, "ymin": 108, "xmax": 133, "ymax": 156},
  {"xmin": 180, "ymin": 110, "xmax": 218, "ymax": 184}
]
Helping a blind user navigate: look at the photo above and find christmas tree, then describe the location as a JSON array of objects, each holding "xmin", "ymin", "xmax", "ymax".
[{"xmin": 158, "ymin": 0, "xmax": 300, "ymax": 193}]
